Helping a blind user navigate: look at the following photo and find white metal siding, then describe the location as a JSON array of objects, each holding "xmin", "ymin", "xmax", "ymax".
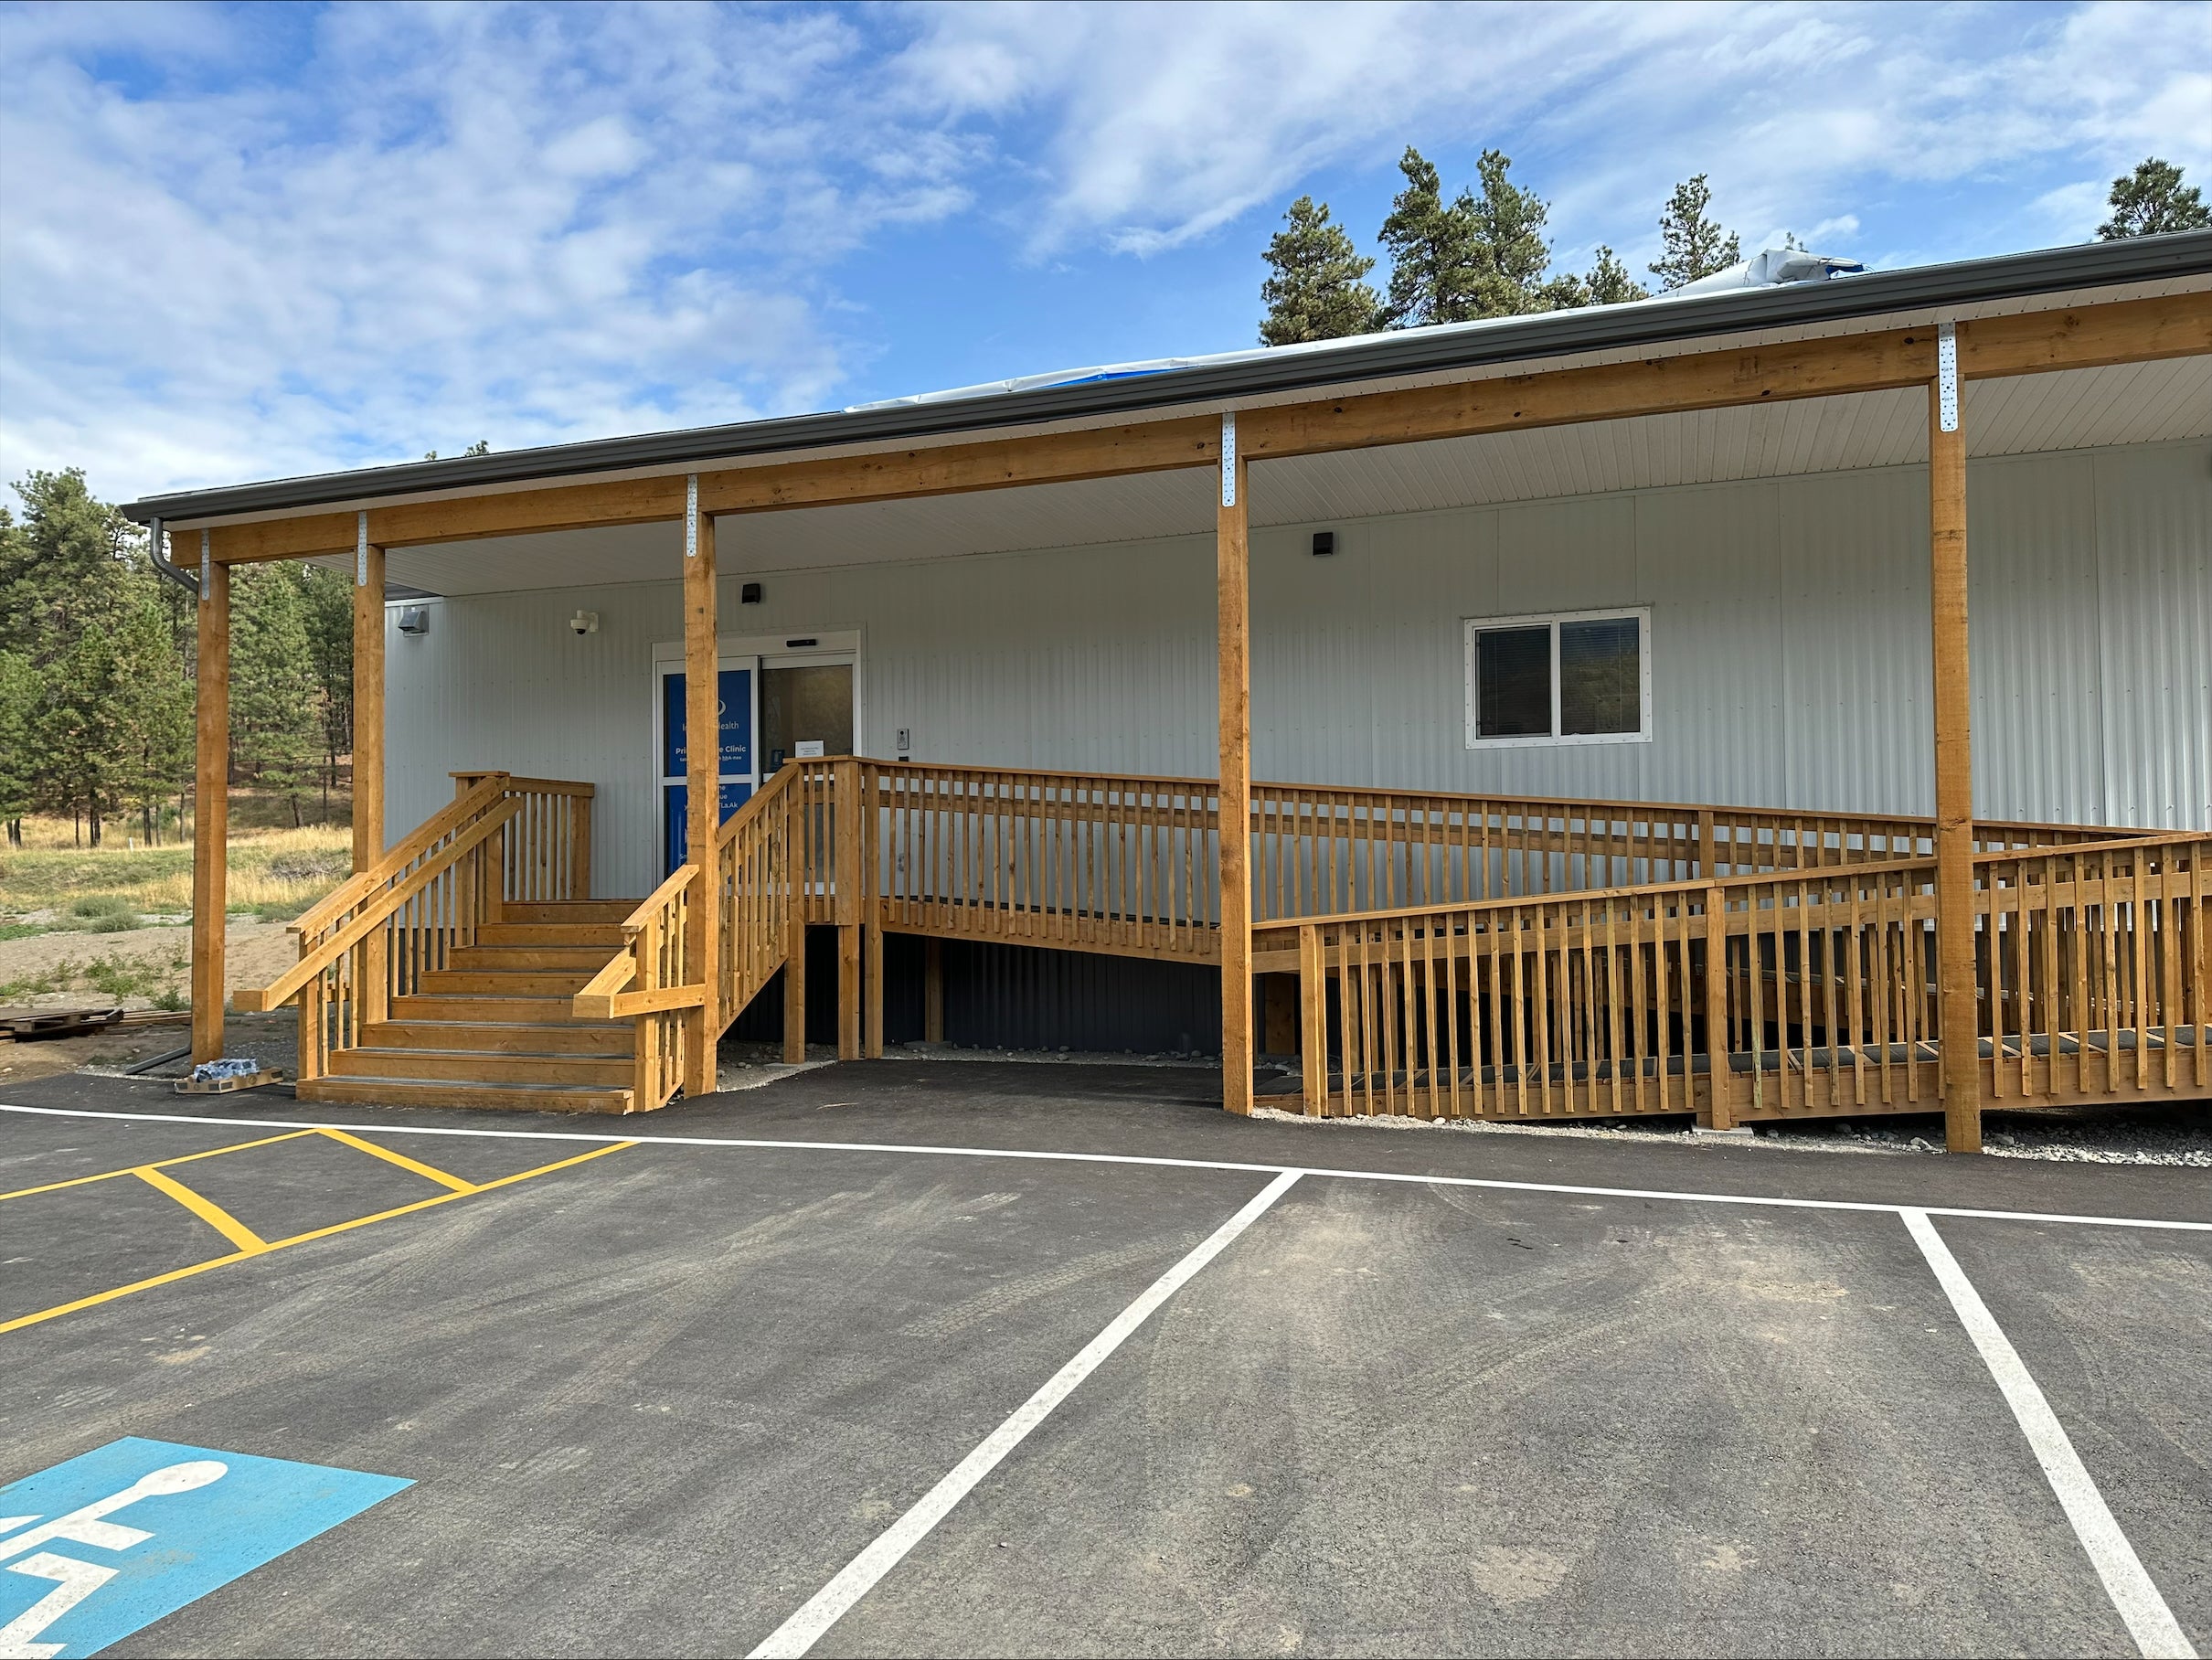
[
  {"xmin": 2095, "ymin": 443, "xmax": 2212, "ymax": 828},
  {"xmin": 387, "ymin": 436, "xmax": 2212, "ymax": 897}
]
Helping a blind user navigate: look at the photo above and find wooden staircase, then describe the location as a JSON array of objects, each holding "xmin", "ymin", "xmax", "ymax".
[{"xmin": 294, "ymin": 902, "xmax": 647, "ymax": 1114}]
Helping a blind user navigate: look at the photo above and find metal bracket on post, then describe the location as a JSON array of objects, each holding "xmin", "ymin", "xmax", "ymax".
[
  {"xmin": 199, "ymin": 530, "xmax": 211, "ymax": 602},
  {"xmin": 1219, "ymin": 412, "xmax": 1237, "ymax": 507},
  {"xmin": 685, "ymin": 474, "xmax": 699, "ymax": 558},
  {"xmin": 356, "ymin": 511, "xmax": 370, "ymax": 586},
  {"xmin": 1936, "ymin": 321, "xmax": 1959, "ymax": 433}
]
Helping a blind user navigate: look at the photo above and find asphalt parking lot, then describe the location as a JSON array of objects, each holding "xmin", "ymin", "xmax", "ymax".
[{"xmin": 4, "ymin": 1062, "xmax": 2207, "ymax": 1658}]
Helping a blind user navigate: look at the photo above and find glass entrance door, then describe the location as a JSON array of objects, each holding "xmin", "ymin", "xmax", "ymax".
[
  {"xmin": 659, "ymin": 661, "xmax": 755, "ymax": 877},
  {"xmin": 760, "ymin": 658, "xmax": 855, "ymax": 772}
]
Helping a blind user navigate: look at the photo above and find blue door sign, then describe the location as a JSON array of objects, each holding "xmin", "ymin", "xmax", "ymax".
[
  {"xmin": 0, "ymin": 1437, "xmax": 409, "ymax": 1657},
  {"xmin": 662, "ymin": 667, "xmax": 752, "ymax": 778},
  {"xmin": 661, "ymin": 782, "xmax": 756, "ymax": 875},
  {"xmin": 662, "ymin": 665, "xmax": 755, "ymax": 875}
]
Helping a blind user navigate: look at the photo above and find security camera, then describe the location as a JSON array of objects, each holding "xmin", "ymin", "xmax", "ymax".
[{"xmin": 569, "ymin": 611, "xmax": 600, "ymax": 636}]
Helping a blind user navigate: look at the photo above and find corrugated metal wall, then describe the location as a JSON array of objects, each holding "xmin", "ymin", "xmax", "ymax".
[
  {"xmin": 385, "ymin": 435, "xmax": 2212, "ymax": 899},
  {"xmin": 2094, "ymin": 443, "xmax": 2212, "ymax": 828}
]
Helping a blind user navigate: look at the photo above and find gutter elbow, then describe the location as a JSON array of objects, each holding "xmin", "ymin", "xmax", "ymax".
[{"xmin": 145, "ymin": 517, "xmax": 199, "ymax": 599}]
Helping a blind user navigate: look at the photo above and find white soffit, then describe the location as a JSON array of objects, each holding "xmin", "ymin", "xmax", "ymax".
[{"xmin": 358, "ymin": 355, "xmax": 2210, "ymax": 595}]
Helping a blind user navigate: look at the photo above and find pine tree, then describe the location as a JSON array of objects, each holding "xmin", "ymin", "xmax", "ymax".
[
  {"xmin": 1378, "ymin": 148, "xmax": 1481, "ymax": 328},
  {"xmin": 110, "ymin": 588, "xmax": 192, "ymax": 846},
  {"xmin": 292, "ymin": 563, "xmax": 355, "ymax": 813},
  {"xmin": 0, "ymin": 649, "xmax": 32, "ymax": 846},
  {"xmin": 1, "ymin": 472, "xmax": 144, "ymax": 843},
  {"xmin": 1260, "ymin": 197, "xmax": 1383, "ymax": 346},
  {"xmin": 229, "ymin": 564, "xmax": 321, "ymax": 827},
  {"xmin": 2099, "ymin": 158, "xmax": 2211, "ymax": 239},
  {"xmin": 1377, "ymin": 146, "xmax": 1634, "ymax": 324},
  {"xmin": 1650, "ymin": 175, "xmax": 1741, "ymax": 289},
  {"xmin": 1584, "ymin": 246, "xmax": 1649, "ymax": 305},
  {"xmin": 1465, "ymin": 149, "xmax": 1556, "ymax": 316}
]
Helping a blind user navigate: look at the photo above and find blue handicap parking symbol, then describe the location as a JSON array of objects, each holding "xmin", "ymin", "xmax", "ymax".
[{"xmin": 0, "ymin": 1437, "xmax": 409, "ymax": 1657}]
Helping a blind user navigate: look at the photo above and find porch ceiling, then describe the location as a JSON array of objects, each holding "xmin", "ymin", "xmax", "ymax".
[{"xmin": 340, "ymin": 354, "xmax": 2211, "ymax": 597}]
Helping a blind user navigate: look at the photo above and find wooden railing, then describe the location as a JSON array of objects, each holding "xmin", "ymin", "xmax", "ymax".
[
  {"xmin": 714, "ymin": 767, "xmax": 799, "ymax": 1019},
  {"xmin": 569, "ymin": 767, "xmax": 801, "ymax": 1109},
  {"xmin": 1255, "ymin": 860, "xmax": 1930, "ymax": 1123},
  {"xmin": 598, "ymin": 754, "xmax": 2180, "ymax": 1124},
  {"xmin": 1248, "ymin": 782, "xmax": 2124, "ymax": 920},
  {"xmin": 236, "ymin": 771, "xmax": 594, "ymax": 1081},
  {"xmin": 867, "ymin": 761, "xmax": 1221, "ymax": 961},
  {"xmin": 451, "ymin": 771, "xmax": 595, "ymax": 901},
  {"xmin": 1252, "ymin": 830, "xmax": 2209, "ymax": 1123},
  {"xmin": 572, "ymin": 865, "xmax": 702, "ymax": 1111},
  {"xmin": 830, "ymin": 757, "xmax": 2130, "ymax": 956},
  {"xmin": 1977, "ymin": 832, "xmax": 2210, "ymax": 1106}
]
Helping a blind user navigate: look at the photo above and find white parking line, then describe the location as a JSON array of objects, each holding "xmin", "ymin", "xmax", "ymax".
[
  {"xmin": 1904, "ymin": 1209, "xmax": 2198, "ymax": 1660},
  {"xmin": 4, "ymin": 1102, "xmax": 2208, "ymax": 1235},
  {"xmin": 747, "ymin": 1168, "xmax": 1305, "ymax": 1659}
]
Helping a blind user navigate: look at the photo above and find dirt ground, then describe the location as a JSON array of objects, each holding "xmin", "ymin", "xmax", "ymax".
[
  {"xmin": 0, "ymin": 921, "xmax": 295, "ymax": 1005},
  {"xmin": 0, "ymin": 1010, "xmax": 298, "ymax": 1088},
  {"xmin": 2, "ymin": 922, "xmax": 297, "ymax": 1086}
]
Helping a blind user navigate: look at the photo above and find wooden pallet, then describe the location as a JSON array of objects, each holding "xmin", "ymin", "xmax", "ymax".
[{"xmin": 0, "ymin": 1006, "xmax": 124, "ymax": 1043}]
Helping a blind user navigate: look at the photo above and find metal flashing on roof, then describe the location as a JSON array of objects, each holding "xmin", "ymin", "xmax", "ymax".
[{"xmin": 121, "ymin": 231, "xmax": 2212, "ymax": 527}]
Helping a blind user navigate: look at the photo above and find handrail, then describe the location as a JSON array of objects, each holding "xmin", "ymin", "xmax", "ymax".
[
  {"xmin": 1251, "ymin": 851, "xmax": 1944, "ymax": 945},
  {"xmin": 833, "ymin": 754, "xmax": 2144, "ymax": 844},
  {"xmin": 289, "ymin": 773, "xmax": 508, "ymax": 938},
  {"xmin": 1972, "ymin": 827, "xmax": 2212, "ymax": 862},
  {"xmin": 571, "ymin": 864, "xmax": 700, "ymax": 1019},
  {"xmin": 452, "ymin": 771, "xmax": 596, "ymax": 798},
  {"xmin": 235, "ymin": 799, "xmax": 521, "ymax": 1011},
  {"xmin": 715, "ymin": 766, "xmax": 789, "ymax": 848}
]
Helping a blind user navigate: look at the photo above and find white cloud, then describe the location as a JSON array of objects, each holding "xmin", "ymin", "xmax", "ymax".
[
  {"xmin": 4, "ymin": 0, "xmax": 2206, "ymax": 505},
  {"xmin": 899, "ymin": 0, "xmax": 2210, "ymax": 265},
  {"xmin": 0, "ymin": 3, "xmax": 968, "ymax": 499}
]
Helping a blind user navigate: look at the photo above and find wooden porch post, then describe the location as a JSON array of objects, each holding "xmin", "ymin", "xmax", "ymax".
[
  {"xmin": 1930, "ymin": 324, "xmax": 1983, "ymax": 1153},
  {"xmin": 190, "ymin": 536, "xmax": 229, "ymax": 1063},
  {"xmin": 683, "ymin": 478, "xmax": 721, "ymax": 1098},
  {"xmin": 1218, "ymin": 412, "xmax": 1254, "ymax": 1113},
  {"xmin": 782, "ymin": 780, "xmax": 807, "ymax": 1065},
  {"xmin": 353, "ymin": 517, "xmax": 388, "ymax": 1027}
]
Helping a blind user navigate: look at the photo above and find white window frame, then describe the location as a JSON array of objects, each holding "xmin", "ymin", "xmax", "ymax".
[{"xmin": 1462, "ymin": 605, "xmax": 1653, "ymax": 749}]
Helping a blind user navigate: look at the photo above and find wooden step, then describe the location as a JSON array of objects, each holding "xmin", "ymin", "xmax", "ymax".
[
  {"xmin": 364, "ymin": 1021, "xmax": 635, "ymax": 1055},
  {"xmin": 329, "ymin": 1048, "xmax": 634, "ymax": 1086},
  {"xmin": 473, "ymin": 923, "xmax": 626, "ymax": 948},
  {"xmin": 298, "ymin": 1077, "xmax": 640, "ymax": 1115},
  {"xmin": 503, "ymin": 900, "xmax": 640, "ymax": 925},
  {"xmin": 417, "ymin": 970, "xmax": 599, "ymax": 996},
  {"xmin": 450, "ymin": 945, "xmax": 614, "ymax": 972},
  {"xmin": 389, "ymin": 995, "xmax": 607, "ymax": 1024}
]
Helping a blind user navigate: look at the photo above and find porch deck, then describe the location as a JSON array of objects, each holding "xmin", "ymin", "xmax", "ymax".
[{"xmin": 239, "ymin": 761, "xmax": 2209, "ymax": 1140}]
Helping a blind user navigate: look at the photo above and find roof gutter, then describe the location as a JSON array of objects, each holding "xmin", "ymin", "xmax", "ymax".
[
  {"xmin": 120, "ymin": 229, "xmax": 2212, "ymax": 527},
  {"xmin": 144, "ymin": 517, "xmax": 197, "ymax": 599}
]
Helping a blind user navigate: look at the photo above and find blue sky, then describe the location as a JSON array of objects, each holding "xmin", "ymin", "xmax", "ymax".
[{"xmin": 3, "ymin": 0, "xmax": 2207, "ymax": 503}]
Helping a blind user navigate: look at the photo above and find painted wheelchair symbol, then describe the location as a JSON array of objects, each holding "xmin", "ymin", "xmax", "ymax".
[{"xmin": 0, "ymin": 1462, "xmax": 226, "ymax": 1659}]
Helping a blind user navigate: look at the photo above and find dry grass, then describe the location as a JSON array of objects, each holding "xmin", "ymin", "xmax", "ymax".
[{"xmin": 0, "ymin": 811, "xmax": 354, "ymax": 923}]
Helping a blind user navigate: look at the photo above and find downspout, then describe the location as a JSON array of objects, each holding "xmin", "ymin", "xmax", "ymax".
[{"xmin": 144, "ymin": 516, "xmax": 198, "ymax": 597}]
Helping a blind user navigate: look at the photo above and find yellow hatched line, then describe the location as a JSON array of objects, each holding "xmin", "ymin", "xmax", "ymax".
[
  {"xmin": 316, "ymin": 1126, "xmax": 475, "ymax": 1193},
  {"xmin": 0, "ymin": 1130, "xmax": 318, "ymax": 1204},
  {"xmin": 0, "ymin": 1142, "xmax": 634, "ymax": 1337},
  {"xmin": 135, "ymin": 1166, "xmax": 268, "ymax": 1253}
]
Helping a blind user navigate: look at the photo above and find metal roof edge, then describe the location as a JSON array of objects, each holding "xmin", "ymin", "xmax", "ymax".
[{"xmin": 122, "ymin": 230, "xmax": 2212, "ymax": 525}]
